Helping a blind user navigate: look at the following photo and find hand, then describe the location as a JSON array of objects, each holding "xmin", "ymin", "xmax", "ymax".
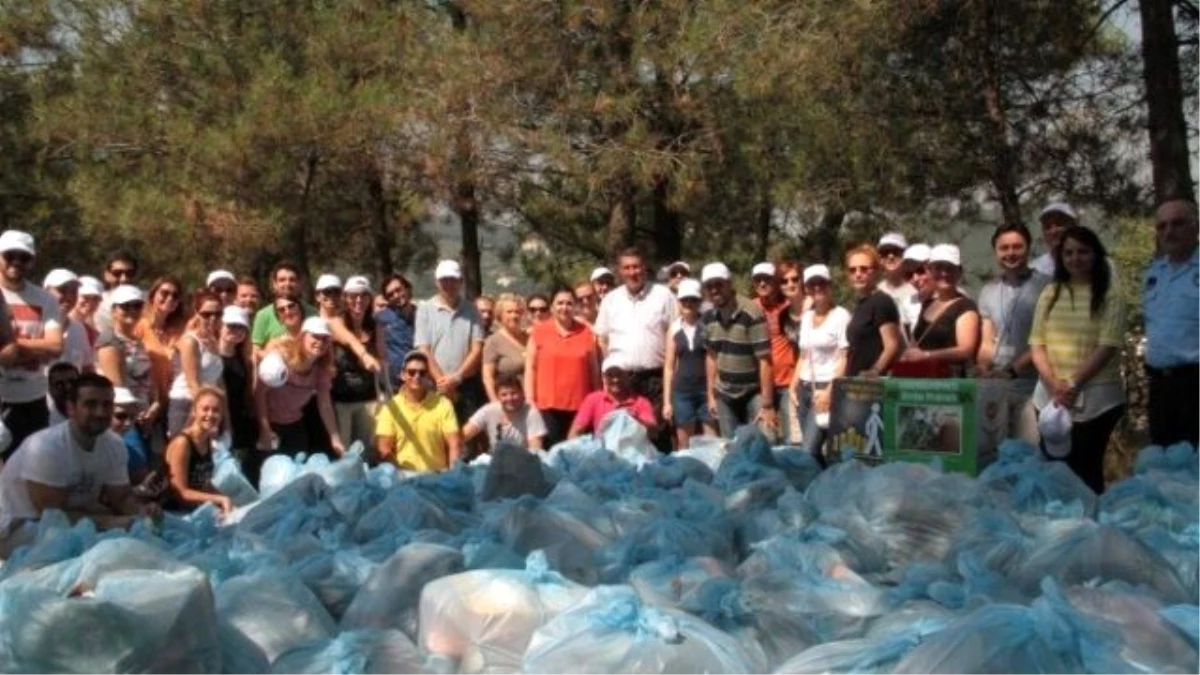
[
  {"xmin": 706, "ymin": 396, "xmax": 719, "ymax": 418},
  {"xmin": 861, "ymin": 368, "xmax": 882, "ymax": 378},
  {"xmin": 362, "ymin": 353, "xmax": 381, "ymax": 373},
  {"xmin": 436, "ymin": 374, "xmax": 459, "ymax": 396},
  {"xmin": 256, "ymin": 428, "xmax": 277, "ymax": 451},
  {"xmin": 215, "ymin": 495, "xmax": 233, "ymax": 514},
  {"xmin": 978, "ymin": 367, "xmax": 1002, "ymax": 379},
  {"xmin": 900, "ymin": 346, "xmax": 927, "ymax": 362},
  {"xmin": 1052, "ymin": 379, "xmax": 1077, "ymax": 407},
  {"xmin": 329, "ymin": 435, "xmax": 346, "ymax": 456},
  {"xmin": 662, "ymin": 402, "xmax": 674, "ymax": 423}
]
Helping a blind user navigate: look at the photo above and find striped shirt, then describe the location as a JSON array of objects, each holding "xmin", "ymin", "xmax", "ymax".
[
  {"xmin": 703, "ymin": 296, "xmax": 770, "ymax": 400},
  {"xmin": 1028, "ymin": 283, "xmax": 1125, "ymax": 384}
]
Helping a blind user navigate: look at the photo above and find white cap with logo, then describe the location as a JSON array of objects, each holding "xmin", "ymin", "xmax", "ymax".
[
  {"xmin": 0, "ymin": 230, "xmax": 35, "ymax": 255},
  {"xmin": 700, "ymin": 262, "xmax": 732, "ymax": 283},
  {"xmin": 222, "ymin": 306, "xmax": 251, "ymax": 328},
  {"xmin": 344, "ymin": 275, "xmax": 371, "ymax": 294},
  {"xmin": 878, "ymin": 232, "xmax": 909, "ymax": 250},
  {"xmin": 435, "ymin": 260, "xmax": 463, "ymax": 280},
  {"xmin": 1038, "ymin": 402, "xmax": 1073, "ymax": 458},
  {"xmin": 903, "ymin": 244, "xmax": 932, "ymax": 263},
  {"xmin": 803, "ymin": 264, "xmax": 832, "ymax": 284},
  {"xmin": 751, "ymin": 262, "xmax": 777, "ymax": 279},
  {"xmin": 601, "ymin": 354, "xmax": 628, "ymax": 373},
  {"xmin": 207, "ymin": 270, "xmax": 236, "ymax": 287},
  {"xmin": 111, "ymin": 285, "xmax": 145, "ymax": 306},
  {"xmin": 259, "ymin": 351, "xmax": 290, "ymax": 389},
  {"xmin": 590, "ymin": 267, "xmax": 615, "ymax": 283},
  {"xmin": 301, "ymin": 316, "xmax": 332, "ymax": 337}
]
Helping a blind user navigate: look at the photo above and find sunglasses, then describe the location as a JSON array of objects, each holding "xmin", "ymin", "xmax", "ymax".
[
  {"xmin": 529, "ymin": 305, "xmax": 550, "ymax": 314},
  {"xmin": 405, "ymin": 368, "xmax": 428, "ymax": 377},
  {"xmin": 157, "ymin": 288, "xmax": 180, "ymax": 300},
  {"xmin": 669, "ymin": 269, "xmax": 689, "ymax": 279},
  {"xmin": 319, "ymin": 288, "xmax": 342, "ymax": 296},
  {"xmin": 198, "ymin": 310, "xmax": 221, "ymax": 320},
  {"xmin": 753, "ymin": 276, "xmax": 776, "ymax": 285},
  {"xmin": 109, "ymin": 267, "xmax": 136, "ymax": 279},
  {"xmin": 847, "ymin": 265, "xmax": 874, "ymax": 274},
  {"xmin": 908, "ymin": 265, "xmax": 929, "ymax": 277},
  {"xmin": 781, "ymin": 275, "xmax": 801, "ymax": 285},
  {"xmin": 211, "ymin": 284, "xmax": 237, "ymax": 294},
  {"xmin": 113, "ymin": 411, "xmax": 131, "ymax": 422},
  {"xmin": 276, "ymin": 301, "xmax": 299, "ymax": 313},
  {"xmin": 3, "ymin": 251, "xmax": 32, "ymax": 265},
  {"xmin": 879, "ymin": 248, "xmax": 904, "ymax": 258},
  {"xmin": 116, "ymin": 301, "xmax": 145, "ymax": 312},
  {"xmin": 805, "ymin": 279, "xmax": 830, "ymax": 288}
]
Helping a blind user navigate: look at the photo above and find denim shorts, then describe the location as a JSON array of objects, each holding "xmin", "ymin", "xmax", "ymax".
[{"xmin": 672, "ymin": 390, "xmax": 711, "ymax": 425}]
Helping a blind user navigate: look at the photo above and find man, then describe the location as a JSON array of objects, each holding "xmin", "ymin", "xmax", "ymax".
[
  {"xmin": 0, "ymin": 230, "xmax": 64, "ymax": 457},
  {"xmin": 877, "ymin": 232, "xmax": 918, "ymax": 315},
  {"xmin": 664, "ymin": 261, "xmax": 691, "ymax": 294},
  {"xmin": 414, "ymin": 260, "xmax": 485, "ymax": 425},
  {"xmin": 1142, "ymin": 199, "xmax": 1200, "ymax": 448},
  {"xmin": 95, "ymin": 250, "xmax": 138, "ymax": 335},
  {"xmin": 46, "ymin": 361, "xmax": 79, "ymax": 426},
  {"xmin": 700, "ymin": 262, "xmax": 777, "ymax": 438},
  {"xmin": 568, "ymin": 356, "xmax": 657, "ymax": 438},
  {"xmin": 207, "ymin": 270, "xmax": 239, "ymax": 307},
  {"xmin": 42, "ymin": 269, "xmax": 94, "ymax": 375},
  {"xmin": 976, "ymin": 223, "xmax": 1049, "ymax": 446},
  {"xmin": 573, "ymin": 280, "xmax": 599, "ymax": 325},
  {"xmin": 375, "ymin": 351, "xmax": 462, "ymax": 471},
  {"xmin": 462, "ymin": 373, "xmax": 547, "ymax": 451},
  {"xmin": 751, "ymin": 261, "xmax": 796, "ymax": 442},
  {"xmin": 593, "ymin": 247, "xmax": 677, "ymax": 451},
  {"xmin": 476, "ymin": 295, "xmax": 496, "ymax": 336},
  {"xmin": 590, "ymin": 267, "xmax": 617, "ymax": 300},
  {"xmin": 0, "ymin": 373, "xmax": 160, "ymax": 555},
  {"xmin": 1031, "ymin": 202, "xmax": 1077, "ymax": 277},
  {"xmin": 235, "ymin": 276, "xmax": 262, "ymax": 313},
  {"xmin": 377, "ymin": 274, "xmax": 418, "ymax": 387},
  {"xmin": 899, "ymin": 244, "xmax": 932, "ymax": 341},
  {"xmin": 251, "ymin": 262, "xmax": 316, "ymax": 353}
]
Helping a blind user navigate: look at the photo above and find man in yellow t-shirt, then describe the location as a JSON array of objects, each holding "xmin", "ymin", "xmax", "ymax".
[{"xmin": 375, "ymin": 351, "xmax": 462, "ymax": 471}]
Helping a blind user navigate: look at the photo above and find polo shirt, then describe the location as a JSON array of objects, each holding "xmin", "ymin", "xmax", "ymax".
[
  {"xmin": 530, "ymin": 319, "xmax": 597, "ymax": 411},
  {"xmin": 756, "ymin": 297, "xmax": 796, "ymax": 387},
  {"xmin": 571, "ymin": 390, "xmax": 656, "ymax": 435},
  {"xmin": 594, "ymin": 283, "xmax": 677, "ymax": 372},
  {"xmin": 414, "ymin": 296, "xmax": 484, "ymax": 375},
  {"xmin": 703, "ymin": 295, "xmax": 770, "ymax": 401},
  {"xmin": 1142, "ymin": 249, "xmax": 1199, "ymax": 368},
  {"xmin": 251, "ymin": 302, "xmax": 317, "ymax": 347},
  {"xmin": 375, "ymin": 391, "xmax": 459, "ymax": 471}
]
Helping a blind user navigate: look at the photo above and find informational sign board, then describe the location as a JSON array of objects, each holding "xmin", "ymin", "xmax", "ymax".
[{"xmin": 829, "ymin": 377, "xmax": 1009, "ymax": 476}]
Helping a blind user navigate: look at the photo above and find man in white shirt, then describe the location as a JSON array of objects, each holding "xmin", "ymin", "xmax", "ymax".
[
  {"xmin": 43, "ymin": 268, "xmax": 94, "ymax": 374},
  {"xmin": 0, "ymin": 230, "xmax": 64, "ymax": 458},
  {"xmin": 0, "ymin": 373, "xmax": 159, "ymax": 556},
  {"xmin": 462, "ymin": 373, "xmax": 547, "ymax": 451},
  {"xmin": 594, "ymin": 247, "xmax": 678, "ymax": 451}
]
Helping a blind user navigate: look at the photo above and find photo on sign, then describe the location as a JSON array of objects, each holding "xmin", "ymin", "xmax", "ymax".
[{"xmin": 895, "ymin": 404, "xmax": 962, "ymax": 453}]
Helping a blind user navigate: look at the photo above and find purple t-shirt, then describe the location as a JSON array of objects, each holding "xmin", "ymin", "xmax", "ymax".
[{"xmin": 265, "ymin": 365, "xmax": 331, "ymax": 425}]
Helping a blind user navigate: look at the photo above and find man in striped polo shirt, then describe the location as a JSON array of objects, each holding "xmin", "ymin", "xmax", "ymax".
[{"xmin": 700, "ymin": 262, "xmax": 777, "ymax": 439}]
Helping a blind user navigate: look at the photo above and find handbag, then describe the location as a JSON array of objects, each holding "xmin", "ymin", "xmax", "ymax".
[{"xmin": 889, "ymin": 298, "xmax": 961, "ymax": 379}]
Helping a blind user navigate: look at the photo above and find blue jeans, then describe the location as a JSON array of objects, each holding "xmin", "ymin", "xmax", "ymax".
[
  {"xmin": 797, "ymin": 382, "xmax": 831, "ymax": 459},
  {"xmin": 715, "ymin": 392, "xmax": 764, "ymax": 439}
]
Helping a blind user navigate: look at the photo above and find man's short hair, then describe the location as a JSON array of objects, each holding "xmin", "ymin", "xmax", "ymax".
[
  {"xmin": 108, "ymin": 251, "xmax": 139, "ymax": 273},
  {"xmin": 382, "ymin": 274, "xmax": 412, "ymax": 292},
  {"xmin": 403, "ymin": 351, "xmax": 429, "ymax": 368},
  {"xmin": 991, "ymin": 223, "xmax": 1033, "ymax": 248},
  {"xmin": 68, "ymin": 372, "xmax": 114, "ymax": 402},
  {"xmin": 237, "ymin": 276, "xmax": 258, "ymax": 287},
  {"xmin": 615, "ymin": 246, "xmax": 644, "ymax": 263},
  {"xmin": 49, "ymin": 362, "xmax": 80, "ymax": 378},
  {"xmin": 271, "ymin": 261, "xmax": 302, "ymax": 280},
  {"xmin": 495, "ymin": 373, "xmax": 524, "ymax": 392}
]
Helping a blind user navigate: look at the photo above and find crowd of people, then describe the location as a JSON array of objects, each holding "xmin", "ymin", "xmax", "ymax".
[{"xmin": 0, "ymin": 198, "xmax": 1194, "ymax": 544}]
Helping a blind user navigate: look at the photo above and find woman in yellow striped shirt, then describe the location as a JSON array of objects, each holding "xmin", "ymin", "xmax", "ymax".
[{"xmin": 1029, "ymin": 226, "xmax": 1125, "ymax": 493}]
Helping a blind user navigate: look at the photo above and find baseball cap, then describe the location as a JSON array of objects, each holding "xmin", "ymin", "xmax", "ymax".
[
  {"xmin": 676, "ymin": 278, "xmax": 702, "ymax": 300},
  {"xmin": 206, "ymin": 270, "xmax": 236, "ymax": 287},
  {"xmin": 0, "ymin": 230, "xmax": 35, "ymax": 256},
  {"xmin": 878, "ymin": 232, "xmax": 909, "ymax": 250},
  {"xmin": 434, "ymin": 260, "xmax": 462, "ymax": 280},
  {"xmin": 903, "ymin": 244, "xmax": 932, "ymax": 263},
  {"xmin": 222, "ymin": 306, "xmax": 250, "ymax": 329},
  {"xmin": 111, "ymin": 285, "xmax": 145, "ymax": 306},
  {"xmin": 259, "ymin": 352, "xmax": 290, "ymax": 389},
  {"xmin": 315, "ymin": 274, "xmax": 343, "ymax": 292},
  {"xmin": 78, "ymin": 276, "xmax": 104, "ymax": 297},
  {"xmin": 1038, "ymin": 403, "xmax": 1073, "ymax": 459},
  {"xmin": 667, "ymin": 261, "xmax": 691, "ymax": 274},
  {"xmin": 301, "ymin": 316, "xmax": 332, "ymax": 337},
  {"xmin": 343, "ymin": 275, "xmax": 371, "ymax": 294},
  {"xmin": 700, "ymin": 262, "xmax": 732, "ymax": 283},
  {"xmin": 42, "ymin": 269, "xmax": 79, "ymax": 289},
  {"xmin": 929, "ymin": 244, "xmax": 962, "ymax": 267},
  {"xmin": 590, "ymin": 267, "xmax": 615, "ymax": 283},
  {"xmin": 113, "ymin": 387, "xmax": 140, "ymax": 407},
  {"xmin": 803, "ymin": 264, "xmax": 832, "ymax": 284},
  {"xmin": 1039, "ymin": 201, "xmax": 1078, "ymax": 222},
  {"xmin": 751, "ymin": 262, "xmax": 777, "ymax": 279},
  {"xmin": 601, "ymin": 354, "xmax": 627, "ymax": 373}
]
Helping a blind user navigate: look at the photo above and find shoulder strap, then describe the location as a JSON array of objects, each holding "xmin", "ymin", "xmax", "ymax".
[{"xmin": 913, "ymin": 297, "xmax": 964, "ymax": 349}]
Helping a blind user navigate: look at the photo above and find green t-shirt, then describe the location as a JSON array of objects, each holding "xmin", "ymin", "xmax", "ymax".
[{"xmin": 252, "ymin": 302, "xmax": 317, "ymax": 346}]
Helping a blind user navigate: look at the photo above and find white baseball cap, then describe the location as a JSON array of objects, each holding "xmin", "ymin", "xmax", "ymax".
[
  {"xmin": 0, "ymin": 230, "xmax": 35, "ymax": 256},
  {"xmin": 700, "ymin": 262, "xmax": 732, "ymax": 283},
  {"xmin": 206, "ymin": 270, "xmax": 237, "ymax": 287},
  {"xmin": 676, "ymin": 278, "xmax": 702, "ymax": 300},
  {"xmin": 42, "ymin": 269, "xmax": 79, "ymax": 289},
  {"xmin": 78, "ymin": 276, "xmax": 104, "ymax": 297},
  {"xmin": 259, "ymin": 351, "xmax": 290, "ymax": 389},
  {"xmin": 222, "ymin": 306, "xmax": 250, "ymax": 328},
  {"xmin": 903, "ymin": 244, "xmax": 932, "ymax": 263},
  {"xmin": 113, "ymin": 387, "xmax": 140, "ymax": 407},
  {"xmin": 751, "ymin": 262, "xmax": 777, "ymax": 279},
  {"xmin": 435, "ymin": 260, "xmax": 462, "ymax": 280},
  {"xmin": 803, "ymin": 264, "xmax": 832, "ymax": 284},
  {"xmin": 343, "ymin": 275, "xmax": 371, "ymax": 294},
  {"xmin": 315, "ymin": 274, "xmax": 343, "ymax": 292},
  {"xmin": 111, "ymin": 285, "xmax": 145, "ymax": 306},
  {"xmin": 601, "ymin": 354, "xmax": 628, "ymax": 373},
  {"xmin": 301, "ymin": 316, "xmax": 332, "ymax": 337},
  {"xmin": 666, "ymin": 261, "xmax": 691, "ymax": 275},
  {"xmin": 878, "ymin": 232, "xmax": 909, "ymax": 250},
  {"xmin": 1039, "ymin": 403, "xmax": 1073, "ymax": 459},
  {"xmin": 929, "ymin": 244, "xmax": 962, "ymax": 267},
  {"xmin": 590, "ymin": 267, "xmax": 615, "ymax": 283},
  {"xmin": 1039, "ymin": 201, "xmax": 1078, "ymax": 222}
]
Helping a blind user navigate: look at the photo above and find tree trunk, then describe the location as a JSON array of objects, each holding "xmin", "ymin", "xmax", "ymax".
[
  {"xmin": 978, "ymin": 2, "xmax": 1022, "ymax": 227},
  {"xmin": 367, "ymin": 167, "xmax": 393, "ymax": 281},
  {"xmin": 755, "ymin": 190, "xmax": 772, "ymax": 262},
  {"xmin": 448, "ymin": 3, "xmax": 483, "ymax": 297},
  {"xmin": 1139, "ymin": 0, "xmax": 1196, "ymax": 204},
  {"xmin": 292, "ymin": 152, "xmax": 319, "ymax": 280},
  {"xmin": 606, "ymin": 176, "xmax": 636, "ymax": 256},
  {"xmin": 652, "ymin": 178, "xmax": 682, "ymax": 264}
]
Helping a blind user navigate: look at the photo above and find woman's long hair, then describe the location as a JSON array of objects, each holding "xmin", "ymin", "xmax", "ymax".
[
  {"xmin": 268, "ymin": 333, "xmax": 336, "ymax": 376},
  {"xmin": 1046, "ymin": 225, "xmax": 1111, "ymax": 319},
  {"xmin": 184, "ymin": 387, "xmax": 227, "ymax": 433},
  {"xmin": 145, "ymin": 275, "xmax": 188, "ymax": 333}
]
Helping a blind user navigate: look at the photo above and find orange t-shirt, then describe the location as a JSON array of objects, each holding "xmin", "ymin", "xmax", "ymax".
[
  {"xmin": 530, "ymin": 319, "xmax": 598, "ymax": 412},
  {"xmin": 135, "ymin": 317, "xmax": 183, "ymax": 404},
  {"xmin": 757, "ymin": 297, "xmax": 797, "ymax": 387}
]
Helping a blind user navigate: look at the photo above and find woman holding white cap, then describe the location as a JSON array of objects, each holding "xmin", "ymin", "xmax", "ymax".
[
  {"xmin": 256, "ymin": 316, "xmax": 345, "ymax": 457},
  {"xmin": 218, "ymin": 306, "xmax": 259, "ymax": 482},
  {"xmin": 166, "ymin": 291, "xmax": 225, "ymax": 437},
  {"xmin": 895, "ymin": 243, "xmax": 980, "ymax": 378},
  {"xmin": 789, "ymin": 264, "xmax": 850, "ymax": 462},
  {"xmin": 73, "ymin": 276, "xmax": 105, "ymax": 346},
  {"xmin": 96, "ymin": 285, "xmax": 161, "ymax": 435},
  {"xmin": 331, "ymin": 275, "xmax": 382, "ymax": 450},
  {"xmin": 662, "ymin": 278, "xmax": 716, "ymax": 448}
]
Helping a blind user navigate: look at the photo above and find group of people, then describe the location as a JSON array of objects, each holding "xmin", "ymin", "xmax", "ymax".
[{"xmin": 0, "ymin": 198, "xmax": 1194, "ymax": 542}]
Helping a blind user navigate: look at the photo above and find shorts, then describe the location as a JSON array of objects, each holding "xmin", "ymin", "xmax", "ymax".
[{"xmin": 671, "ymin": 390, "xmax": 711, "ymax": 425}]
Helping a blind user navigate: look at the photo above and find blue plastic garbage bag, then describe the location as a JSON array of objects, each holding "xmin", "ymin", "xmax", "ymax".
[
  {"xmin": 270, "ymin": 629, "xmax": 422, "ymax": 674},
  {"xmin": 258, "ymin": 453, "xmax": 306, "ymax": 498},
  {"xmin": 1100, "ymin": 474, "xmax": 1199, "ymax": 534},
  {"xmin": 215, "ymin": 569, "xmax": 337, "ymax": 672},
  {"xmin": 636, "ymin": 454, "xmax": 714, "ymax": 489},
  {"xmin": 774, "ymin": 634, "xmax": 927, "ymax": 674},
  {"xmin": 596, "ymin": 515, "xmax": 735, "ymax": 583},
  {"xmin": 1135, "ymin": 524, "xmax": 1199, "ymax": 602},
  {"xmin": 353, "ymin": 485, "xmax": 462, "ymax": 545},
  {"xmin": 771, "ymin": 445, "xmax": 824, "ymax": 491},
  {"xmin": 628, "ymin": 555, "xmax": 733, "ymax": 609},
  {"xmin": 599, "ymin": 410, "xmax": 662, "ymax": 468},
  {"xmin": 1063, "ymin": 585, "xmax": 1198, "ymax": 674},
  {"xmin": 1161, "ymin": 605, "xmax": 1200, "ymax": 648},
  {"xmin": 213, "ymin": 445, "xmax": 259, "ymax": 506},
  {"xmin": 485, "ymin": 493, "xmax": 612, "ymax": 585},
  {"xmin": 680, "ymin": 576, "xmax": 820, "ymax": 670},
  {"xmin": 977, "ymin": 450, "xmax": 1098, "ymax": 517},
  {"xmin": 482, "ymin": 442, "xmax": 553, "ymax": 501},
  {"xmin": 340, "ymin": 543, "xmax": 465, "ymax": 640},
  {"xmin": 522, "ymin": 584, "xmax": 761, "ymax": 674},
  {"xmin": 290, "ymin": 547, "xmax": 378, "ymax": 619},
  {"xmin": 1135, "ymin": 443, "xmax": 1199, "ymax": 478},
  {"xmin": 0, "ymin": 510, "xmax": 100, "ymax": 581}
]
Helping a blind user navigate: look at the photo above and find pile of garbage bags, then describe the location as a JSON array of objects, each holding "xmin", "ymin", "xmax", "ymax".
[{"xmin": 0, "ymin": 412, "xmax": 1196, "ymax": 674}]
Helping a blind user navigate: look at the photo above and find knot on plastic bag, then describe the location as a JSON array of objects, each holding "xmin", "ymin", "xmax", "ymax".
[
  {"xmin": 329, "ymin": 632, "xmax": 371, "ymax": 674},
  {"xmin": 592, "ymin": 594, "xmax": 682, "ymax": 643},
  {"xmin": 637, "ymin": 606, "xmax": 682, "ymax": 643}
]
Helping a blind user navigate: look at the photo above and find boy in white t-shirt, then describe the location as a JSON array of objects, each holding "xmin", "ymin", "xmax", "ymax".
[{"xmin": 462, "ymin": 374, "xmax": 547, "ymax": 452}]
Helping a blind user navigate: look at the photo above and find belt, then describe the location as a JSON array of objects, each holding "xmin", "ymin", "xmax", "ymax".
[{"xmin": 1145, "ymin": 363, "xmax": 1200, "ymax": 378}]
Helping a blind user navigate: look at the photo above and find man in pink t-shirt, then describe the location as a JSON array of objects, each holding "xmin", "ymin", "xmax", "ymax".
[{"xmin": 568, "ymin": 356, "xmax": 658, "ymax": 438}]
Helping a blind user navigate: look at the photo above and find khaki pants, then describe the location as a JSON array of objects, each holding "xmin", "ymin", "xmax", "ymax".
[{"xmin": 335, "ymin": 400, "xmax": 377, "ymax": 452}]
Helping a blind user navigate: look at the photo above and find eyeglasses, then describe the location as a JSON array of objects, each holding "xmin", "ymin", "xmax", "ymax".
[
  {"xmin": 908, "ymin": 265, "xmax": 929, "ymax": 277},
  {"xmin": 157, "ymin": 288, "xmax": 179, "ymax": 300},
  {"xmin": 529, "ymin": 305, "xmax": 550, "ymax": 314},
  {"xmin": 198, "ymin": 310, "xmax": 221, "ymax": 320},
  {"xmin": 109, "ymin": 266, "xmax": 135, "ymax": 279},
  {"xmin": 211, "ymin": 284, "xmax": 236, "ymax": 294},
  {"xmin": 669, "ymin": 269, "xmax": 689, "ymax": 279},
  {"xmin": 753, "ymin": 276, "xmax": 776, "ymax": 285},
  {"xmin": 847, "ymin": 266, "xmax": 875, "ymax": 275},
  {"xmin": 116, "ymin": 301, "xmax": 145, "ymax": 312},
  {"xmin": 879, "ymin": 248, "xmax": 903, "ymax": 258},
  {"xmin": 781, "ymin": 275, "xmax": 801, "ymax": 285}
]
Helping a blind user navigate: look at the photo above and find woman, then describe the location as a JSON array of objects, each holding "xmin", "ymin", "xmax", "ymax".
[
  {"xmin": 526, "ymin": 293, "xmax": 551, "ymax": 325},
  {"xmin": 136, "ymin": 275, "xmax": 188, "ymax": 402},
  {"xmin": 895, "ymin": 244, "xmax": 981, "ymax": 378},
  {"xmin": 662, "ymin": 279, "xmax": 716, "ymax": 449},
  {"xmin": 73, "ymin": 276, "xmax": 105, "ymax": 347},
  {"xmin": 844, "ymin": 245, "xmax": 903, "ymax": 377},
  {"xmin": 752, "ymin": 262, "xmax": 797, "ymax": 442},
  {"xmin": 96, "ymin": 285, "xmax": 161, "ymax": 440},
  {"xmin": 256, "ymin": 317, "xmax": 346, "ymax": 457},
  {"xmin": 271, "ymin": 295, "xmax": 305, "ymax": 341},
  {"xmin": 789, "ymin": 265, "xmax": 850, "ymax": 462},
  {"xmin": 164, "ymin": 388, "xmax": 233, "ymax": 514},
  {"xmin": 778, "ymin": 260, "xmax": 809, "ymax": 444},
  {"xmin": 482, "ymin": 294, "xmax": 528, "ymax": 402},
  {"xmin": 217, "ymin": 306, "xmax": 259, "ymax": 484},
  {"xmin": 315, "ymin": 274, "xmax": 344, "ymax": 323},
  {"xmin": 167, "ymin": 291, "xmax": 225, "ymax": 437},
  {"xmin": 332, "ymin": 276, "xmax": 382, "ymax": 449},
  {"xmin": 526, "ymin": 288, "xmax": 600, "ymax": 447},
  {"xmin": 1029, "ymin": 226, "xmax": 1125, "ymax": 494}
]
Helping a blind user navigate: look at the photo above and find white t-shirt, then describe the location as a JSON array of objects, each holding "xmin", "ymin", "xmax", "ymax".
[
  {"xmin": 0, "ymin": 422, "xmax": 129, "ymax": 529},
  {"xmin": 467, "ymin": 402, "xmax": 547, "ymax": 449},
  {"xmin": 796, "ymin": 306, "xmax": 851, "ymax": 383},
  {"xmin": 594, "ymin": 283, "xmax": 678, "ymax": 371},
  {"xmin": 168, "ymin": 333, "xmax": 224, "ymax": 401},
  {"xmin": 58, "ymin": 317, "xmax": 95, "ymax": 372},
  {"xmin": 1, "ymin": 283, "xmax": 63, "ymax": 402},
  {"xmin": 1031, "ymin": 253, "xmax": 1055, "ymax": 277}
]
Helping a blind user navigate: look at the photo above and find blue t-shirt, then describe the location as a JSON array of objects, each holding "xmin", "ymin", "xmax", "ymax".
[
  {"xmin": 376, "ymin": 305, "xmax": 417, "ymax": 385},
  {"xmin": 124, "ymin": 428, "xmax": 150, "ymax": 477}
]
